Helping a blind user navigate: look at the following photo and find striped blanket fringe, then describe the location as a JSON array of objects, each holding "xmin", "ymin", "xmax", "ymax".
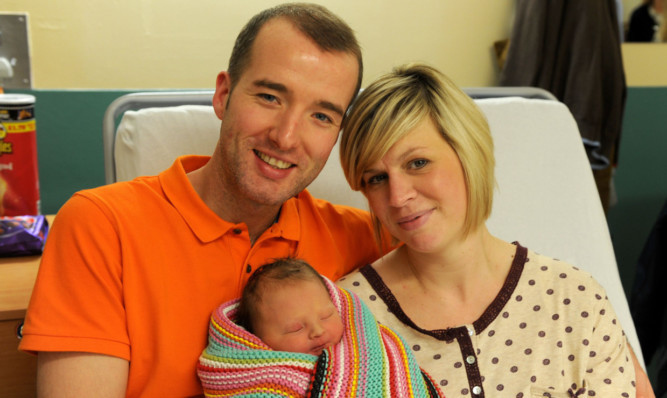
[{"xmin": 197, "ymin": 277, "xmax": 443, "ymax": 397}]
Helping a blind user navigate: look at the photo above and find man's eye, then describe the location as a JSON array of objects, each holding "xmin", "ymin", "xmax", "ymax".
[
  {"xmin": 259, "ymin": 93, "xmax": 277, "ymax": 102},
  {"xmin": 314, "ymin": 112, "xmax": 333, "ymax": 123}
]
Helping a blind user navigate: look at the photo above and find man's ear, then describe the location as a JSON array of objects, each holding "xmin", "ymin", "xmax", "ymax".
[{"xmin": 212, "ymin": 71, "xmax": 231, "ymax": 120}]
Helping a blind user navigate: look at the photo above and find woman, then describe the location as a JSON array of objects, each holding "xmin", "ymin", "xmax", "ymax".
[{"xmin": 337, "ymin": 63, "xmax": 636, "ymax": 397}]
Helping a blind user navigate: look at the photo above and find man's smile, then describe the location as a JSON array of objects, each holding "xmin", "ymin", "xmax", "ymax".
[{"xmin": 254, "ymin": 150, "xmax": 294, "ymax": 169}]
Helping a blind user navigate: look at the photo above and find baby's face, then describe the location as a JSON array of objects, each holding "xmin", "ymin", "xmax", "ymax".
[{"xmin": 253, "ymin": 278, "xmax": 344, "ymax": 356}]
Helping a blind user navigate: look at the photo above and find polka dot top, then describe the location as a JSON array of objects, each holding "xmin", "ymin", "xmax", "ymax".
[{"xmin": 337, "ymin": 244, "xmax": 636, "ymax": 398}]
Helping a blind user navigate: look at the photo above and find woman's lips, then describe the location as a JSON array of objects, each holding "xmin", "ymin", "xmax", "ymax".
[{"xmin": 396, "ymin": 208, "xmax": 434, "ymax": 231}]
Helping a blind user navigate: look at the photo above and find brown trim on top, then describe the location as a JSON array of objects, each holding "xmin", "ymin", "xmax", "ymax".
[
  {"xmin": 359, "ymin": 243, "xmax": 528, "ymax": 339},
  {"xmin": 473, "ymin": 242, "xmax": 527, "ymax": 333},
  {"xmin": 360, "ymin": 243, "xmax": 529, "ymax": 398}
]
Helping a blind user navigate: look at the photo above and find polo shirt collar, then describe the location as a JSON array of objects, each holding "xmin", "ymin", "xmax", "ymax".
[
  {"xmin": 160, "ymin": 155, "xmax": 301, "ymax": 244},
  {"xmin": 270, "ymin": 195, "xmax": 300, "ymax": 242}
]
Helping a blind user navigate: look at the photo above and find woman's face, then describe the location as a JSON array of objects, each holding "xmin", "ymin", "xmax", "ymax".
[{"xmin": 361, "ymin": 118, "xmax": 468, "ymax": 253}]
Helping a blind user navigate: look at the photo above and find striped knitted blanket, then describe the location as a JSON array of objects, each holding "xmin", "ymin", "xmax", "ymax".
[{"xmin": 197, "ymin": 277, "xmax": 442, "ymax": 397}]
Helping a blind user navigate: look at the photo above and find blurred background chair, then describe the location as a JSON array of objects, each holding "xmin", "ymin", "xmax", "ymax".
[{"xmin": 630, "ymin": 199, "xmax": 667, "ymax": 393}]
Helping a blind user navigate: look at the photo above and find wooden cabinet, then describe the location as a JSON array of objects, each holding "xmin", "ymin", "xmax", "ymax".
[
  {"xmin": 0, "ymin": 318, "xmax": 36, "ymax": 397},
  {"xmin": 0, "ymin": 216, "xmax": 53, "ymax": 397}
]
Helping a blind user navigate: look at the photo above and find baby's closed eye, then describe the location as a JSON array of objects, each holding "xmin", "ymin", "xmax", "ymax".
[
  {"xmin": 284, "ymin": 323, "xmax": 304, "ymax": 334},
  {"xmin": 320, "ymin": 309, "xmax": 337, "ymax": 320}
]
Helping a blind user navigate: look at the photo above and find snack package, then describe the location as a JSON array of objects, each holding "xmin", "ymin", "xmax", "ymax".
[
  {"xmin": 0, "ymin": 215, "xmax": 49, "ymax": 257},
  {"xmin": 0, "ymin": 94, "xmax": 41, "ymax": 216}
]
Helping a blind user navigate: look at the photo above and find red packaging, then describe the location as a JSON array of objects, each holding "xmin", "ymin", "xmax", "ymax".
[{"xmin": 0, "ymin": 94, "xmax": 40, "ymax": 216}]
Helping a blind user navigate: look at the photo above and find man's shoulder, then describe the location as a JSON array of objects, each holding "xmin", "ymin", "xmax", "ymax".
[
  {"xmin": 295, "ymin": 189, "xmax": 370, "ymax": 220},
  {"xmin": 57, "ymin": 176, "xmax": 164, "ymax": 225},
  {"xmin": 74, "ymin": 176, "xmax": 161, "ymax": 206},
  {"xmin": 75, "ymin": 155, "xmax": 202, "ymax": 207},
  {"xmin": 297, "ymin": 192, "xmax": 373, "ymax": 233}
]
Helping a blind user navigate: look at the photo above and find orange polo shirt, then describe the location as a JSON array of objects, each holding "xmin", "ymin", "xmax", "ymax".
[{"xmin": 20, "ymin": 156, "xmax": 380, "ymax": 397}]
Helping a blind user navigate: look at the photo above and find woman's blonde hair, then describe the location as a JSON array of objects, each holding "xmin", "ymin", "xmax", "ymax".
[{"xmin": 340, "ymin": 63, "xmax": 495, "ymax": 245}]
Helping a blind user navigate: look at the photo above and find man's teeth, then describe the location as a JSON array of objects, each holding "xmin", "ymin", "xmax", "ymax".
[{"xmin": 257, "ymin": 151, "xmax": 292, "ymax": 169}]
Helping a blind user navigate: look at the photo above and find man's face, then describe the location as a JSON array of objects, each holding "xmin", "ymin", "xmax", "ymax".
[{"xmin": 213, "ymin": 18, "xmax": 359, "ymax": 208}]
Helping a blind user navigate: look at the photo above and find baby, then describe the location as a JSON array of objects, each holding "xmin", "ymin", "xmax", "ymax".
[
  {"xmin": 197, "ymin": 257, "xmax": 442, "ymax": 397},
  {"xmin": 235, "ymin": 257, "xmax": 343, "ymax": 355}
]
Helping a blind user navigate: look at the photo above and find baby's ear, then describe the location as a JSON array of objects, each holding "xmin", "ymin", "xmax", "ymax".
[{"xmin": 233, "ymin": 304, "xmax": 252, "ymax": 333}]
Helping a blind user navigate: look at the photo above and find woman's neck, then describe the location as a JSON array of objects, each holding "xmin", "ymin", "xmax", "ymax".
[{"xmin": 374, "ymin": 227, "xmax": 516, "ymax": 329}]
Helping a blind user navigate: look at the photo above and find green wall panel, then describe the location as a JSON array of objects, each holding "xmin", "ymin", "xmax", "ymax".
[
  {"xmin": 7, "ymin": 89, "xmax": 135, "ymax": 214},
  {"xmin": 608, "ymin": 87, "xmax": 667, "ymax": 295},
  {"xmin": 5, "ymin": 87, "xmax": 665, "ymax": 299}
]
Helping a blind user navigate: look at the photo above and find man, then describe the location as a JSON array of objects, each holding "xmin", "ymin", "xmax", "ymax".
[{"xmin": 20, "ymin": 4, "xmax": 379, "ymax": 396}]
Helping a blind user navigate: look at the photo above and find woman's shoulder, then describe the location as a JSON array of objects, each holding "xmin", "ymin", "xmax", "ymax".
[
  {"xmin": 336, "ymin": 265, "xmax": 373, "ymax": 290},
  {"xmin": 522, "ymin": 248, "xmax": 606, "ymax": 294}
]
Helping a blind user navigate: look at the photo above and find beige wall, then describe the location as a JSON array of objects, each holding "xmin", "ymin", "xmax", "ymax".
[
  {"xmin": 620, "ymin": 0, "xmax": 667, "ymax": 86},
  {"xmin": 622, "ymin": 0, "xmax": 642, "ymax": 22},
  {"xmin": 3, "ymin": 0, "xmax": 663, "ymax": 89},
  {"xmin": 622, "ymin": 44, "xmax": 667, "ymax": 86},
  {"xmin": 3, "ymin": 0, "xmax": 513, "ymax": 89}
]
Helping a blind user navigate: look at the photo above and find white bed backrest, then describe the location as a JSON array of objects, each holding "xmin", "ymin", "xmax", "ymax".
[
  {"xmin": 478, "ymin": 99, "xmax": 633, "ymax": 354},
  {"xmin": 114, "ymin": 97, "xmax": 642, "ymax": 365},
  {"xmin": 115, "ymin": 105, "xmax": 219, "ymax": 182}
]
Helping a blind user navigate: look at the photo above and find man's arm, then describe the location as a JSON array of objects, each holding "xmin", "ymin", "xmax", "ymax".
[
  {"xmin": 628, "ymin": 343, "xmax": 656, "ymax": 398},
  {"xmin": 37, "ymin": 352, "xmax": 129, "ymax": 398}
]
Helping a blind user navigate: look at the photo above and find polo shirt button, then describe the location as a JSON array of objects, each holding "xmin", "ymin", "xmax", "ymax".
[
  {"xmin": 466, "ymin": 355, "xmax": 476, "ymax": 364},
  {"xmin": 472, "ymin": 386, "xmax": 482, "ymax": 395},
  {"xmin": 233, "ymin": 228, "xmax": 242, "ymax": 234},
  {"xmin": 246, "ymin": 264, "xmax": 252, "ymax": 273}
]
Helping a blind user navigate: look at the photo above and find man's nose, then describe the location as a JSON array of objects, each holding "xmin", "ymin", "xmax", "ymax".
[{"xmin": 269, "ymin": 110, "xmax": 299, "ymax": 150}]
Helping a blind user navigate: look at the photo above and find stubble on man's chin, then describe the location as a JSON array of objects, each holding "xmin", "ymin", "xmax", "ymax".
[
  {"xmin": 247, "ymin": 179, "xmax": 310, "ymax": 207},
  {"xmin": 232, "ymin": 171, "xmax": 307, "ymax": 209},
  {"xmin": 221, "ymin": 144, "xmax": 325, "ymax": 208}
]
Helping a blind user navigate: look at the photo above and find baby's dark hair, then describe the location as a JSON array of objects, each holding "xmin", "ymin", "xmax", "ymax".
[{"xmin": 236, "ymin": 257, "xmax": 327, "ymax": 334}]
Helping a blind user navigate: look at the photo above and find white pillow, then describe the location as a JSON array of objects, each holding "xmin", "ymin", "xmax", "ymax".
[{"xmin": 114, "ymin": 105, "xmax": 220, "ymax": 182}]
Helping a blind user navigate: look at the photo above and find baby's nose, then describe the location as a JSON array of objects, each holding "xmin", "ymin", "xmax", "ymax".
[{"xmin": 310, "ymin": 323, "xmax": 325, "ymax": 339}]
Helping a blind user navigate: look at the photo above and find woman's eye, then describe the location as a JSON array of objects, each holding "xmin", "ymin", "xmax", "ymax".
[
  {"xmin": 410, "ymin": 159, "xmax": 429, "ymax": 169},
  {"xmin": 366, "ymin": 174, "xmax": 387, "ymax": 186}
]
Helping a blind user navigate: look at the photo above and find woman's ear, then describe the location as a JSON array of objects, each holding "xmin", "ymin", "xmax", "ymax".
[{"xmin": 212, "ymin": 71, "xmax": 231, "ymax": 120}]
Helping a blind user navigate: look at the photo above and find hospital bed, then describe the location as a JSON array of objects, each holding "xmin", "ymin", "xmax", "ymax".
[{"xmin": 102, "ymin": 87, "xmax": 644, "ymax": 367}]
